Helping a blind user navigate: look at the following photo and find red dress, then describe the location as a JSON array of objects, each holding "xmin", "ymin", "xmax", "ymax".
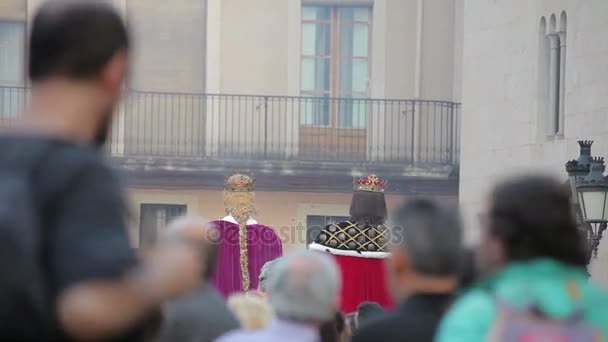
[{"xmin": 309, "ymin": 220, "xmax": 393, "ymax": 313}]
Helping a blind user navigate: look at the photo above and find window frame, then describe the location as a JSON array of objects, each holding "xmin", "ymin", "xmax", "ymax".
[
  {"xmin": 300, "ymin": 5, "xmax": 372, "ymax": 128},
  {"xmin": 138, "ymin": 203, "xmax": 188, "ymax": 248}
]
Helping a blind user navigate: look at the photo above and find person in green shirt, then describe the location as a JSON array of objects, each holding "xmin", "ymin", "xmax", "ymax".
[{"xmin": 436, "ymin": 175, "xmax": 608, "ymax": 341}]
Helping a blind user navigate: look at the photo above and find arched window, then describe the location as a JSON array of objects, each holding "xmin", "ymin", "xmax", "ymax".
[{"xmin": 539, "ymin": 12, "xmax": 567, "ymax": 137}]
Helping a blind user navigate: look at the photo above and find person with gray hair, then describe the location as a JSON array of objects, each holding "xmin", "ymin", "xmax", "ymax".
[
  {"xmin": 155, "ymin": 216, "xmax": 239, "ymax": 342},
  {"xmin": 257, "ymin": 257, "xmax": 280, "ymax": 297},
  {"xmin": 217, "ymin": 250, "xmax": 341, "ymax": 342},
  {"xmin": 353, "ymin": 199, "xmax": 462, "ymax": 342}
]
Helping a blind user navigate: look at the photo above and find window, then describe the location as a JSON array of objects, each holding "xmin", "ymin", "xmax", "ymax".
[
  {"xmin": 139, "ymin": 204, "xmax": 187, "ymax": 248},
  {"xmin": 0, "ymin": 21, "xmax": 24, "ymax": 85},
  {"xmin": 539, "ymin": 12, "xmax": 566, "ymax": 136},
  {"xmin": 306, "ymin": 214, "xmax": 350, "ymax": 245},
  {"xmin": 0, "ymin": 21, "xmax": 25, "ymax": 119},
  {"xmin": 300, "ymin": 6, "xmax": 371, "ymax": 128}
]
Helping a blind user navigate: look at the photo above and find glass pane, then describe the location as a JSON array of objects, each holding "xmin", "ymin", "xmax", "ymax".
[
  {"xmin": 340, "ymin": 23, "xmax": 368, "ymax": 57},
  {"xmin": 139, "ymin": 205, "xmax": 158, "ymax": 248},
  {"xmin": 300, "ymin": 94, "xmax": 330, "ymax": 126},
  {"xmin": 340, "ymin": 59, "xmax": 368, "ymax": 92},
  {"xmin": 353, "ymin": 8, "xmax": 370, "ymax": 21},
  {"xmin": 340, "ymin": 7, "xmax": 369, "ymax": 21},
  {"xmin": 338, "ymin": 94, "xmax": 367, "ymax": 128},
  {"xmin": 580, "ymin": 192, "xmax": 607, "ymax": 221},
  {"xmin": 302, "ymin": 23, "xmax": 330, "ymax": 56},
  {"xmin": 0, "ymin": 86, "xmax": 26, "ymax": 119},
  {"xmin": 139, "ymin": 204, "xmax": 187, "ymax": 248},
  {"xmin": 302, "ymin": 6, "xmax": 331, "ymax": 21},
  {"xmin": 306, "ymin": 215, "xmax": 325, "ymax": 245},
  {"xmin": 301, "ymin": 57, "xmax": 330, "ymax": 92},
  {"xmin": 0, "ymin": 22, "xmax": 24, "ymax": 84},
  {"xmin": 353, "ymin": 24, "xmax": 369, "ymax": 57}
]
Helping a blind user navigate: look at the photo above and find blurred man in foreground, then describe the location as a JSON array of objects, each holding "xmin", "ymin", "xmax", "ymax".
[
  {"xmin": 0, "ymin": 1, "xmax": 203, "ymax": 340},
  {"xmin": 217, "ymin": 250, "xmax": 341, "ymax": 342},
  {"xmin": 353, "ymin": 199, "xmax": 462, "ymax": 342},
  {"xmin": 156, "ymin": 217, "xmax": 239, "ymax": 342}
]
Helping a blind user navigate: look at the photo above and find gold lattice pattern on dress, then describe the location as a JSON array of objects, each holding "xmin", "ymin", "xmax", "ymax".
[{"xmin": 317, "ymin": 221, "xmax": 389, "ymax": 252}]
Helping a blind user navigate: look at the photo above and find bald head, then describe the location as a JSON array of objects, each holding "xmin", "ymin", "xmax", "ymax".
[
  {"xmin": 29, "ymin": 0, "xmax": 129, "ymax": 82},
  {"xmin": 165, "ymin": 216, "xmax": 218, "ymax": 281}
]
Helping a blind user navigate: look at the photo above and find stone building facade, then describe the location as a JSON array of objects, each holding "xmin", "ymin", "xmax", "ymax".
[
  {"xmin": 1, "ymin": 0, "xmax": 462, "ymax": 251},
  {"xmin": 458, "ymin": 0, "xmax": 608, "ymax": 282}
]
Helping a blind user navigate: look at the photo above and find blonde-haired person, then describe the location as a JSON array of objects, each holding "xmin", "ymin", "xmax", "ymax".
[{"xmin": 227, "ymin": 293, "xmax": 274, "ymax": 330}]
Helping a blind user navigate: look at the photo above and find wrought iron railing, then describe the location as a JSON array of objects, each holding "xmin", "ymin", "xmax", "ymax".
[{"xmin": 1, "ymin": 86, "xmax": 460, "ymax": 165}]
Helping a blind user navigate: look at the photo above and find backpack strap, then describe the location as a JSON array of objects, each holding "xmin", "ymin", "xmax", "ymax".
[
  {"xmin": 564, "ymin": 279, "xmax": 586, "ymax": 323},
  {"xmin": 491, "ymin": 278, "xmax": 587, "ymax": 323}
]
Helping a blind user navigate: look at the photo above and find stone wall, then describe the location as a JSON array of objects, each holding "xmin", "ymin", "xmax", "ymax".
[{"xmin": 459, "ymin": 0, "xmax": 608, "ymax": 283}]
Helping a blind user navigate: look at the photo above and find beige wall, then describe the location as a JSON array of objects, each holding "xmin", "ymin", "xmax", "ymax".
[
  {"xmin": 219, "ymin": 0, "xmax": 288, "ymax": 95},
  {"xmin": 458, "ymin": 0, "xmax": 608, "ymax": 282},
  {"xmin": 215, "ymin": 0, "xmax": 457, "ymax": 100},
  {"xmin": 371, "ymin": 0, "xmax": 459, "ymax": 162},
  {"xmin": 120, "ymin": 0, "xmax": 206, "ymax": 156},
  {"xmin": 420, "ymin": 0, "xmax": 455, "ymax": 100},
  {"xmin": 0, "ymin": 0, "xmax": 26, "ymax": 20},
  {"xmin": 127, "ymin": 0, "xmax": 206, "ymax": 93},
  {"xmin": 23, "ymin": 0, "xmax": 207, "ymax": 93},
  {"xmin": 127, "ymin": 187, "xmax": 457, "ymax": 252},
  {"xmin": 382, "ymin": 0, "xmax": 418, "ymax": 99},
  {"xmin": 381, "ymin": 0, "xmax": 459, "ymax": 101},
  {"xmin": 17, "ymin": 0, "xmax": 458, "ymax": 101},
  {"xmin": 452, "ymin": 0, "xmax": 464, "ymax": 102}
]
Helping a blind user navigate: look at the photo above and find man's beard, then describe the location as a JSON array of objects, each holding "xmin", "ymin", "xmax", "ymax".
[{"xmin": 94, "ymin": 110, "xmax": 113, "ymax": 149}]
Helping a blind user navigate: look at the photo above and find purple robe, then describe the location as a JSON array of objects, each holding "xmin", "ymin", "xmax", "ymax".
[{"xmin": 211, "ymin": 219, "xmax": 283, "ymax": 297}]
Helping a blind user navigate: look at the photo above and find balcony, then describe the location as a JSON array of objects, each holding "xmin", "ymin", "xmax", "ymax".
[{"xmin": 1, "ymin": 86, "xmax": 460, "ymax": 192}]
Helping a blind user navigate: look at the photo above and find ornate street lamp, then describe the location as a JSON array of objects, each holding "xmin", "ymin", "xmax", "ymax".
[
  {"xmin": 565, "ymin": 141, "xmax": 593, "ymax": 252},
  {"xmin": 565, "ymin": 140, "xmax": 593, "ymax": 199},
  {"xmin": 577, "ymin": 157, "xmax": 608, "ymax": 258},
  {"xmin": 565, "ymin": 140, "xmax": 608, "ymax": 261}
]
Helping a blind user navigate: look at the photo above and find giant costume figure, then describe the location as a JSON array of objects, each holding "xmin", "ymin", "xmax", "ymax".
[
  {"xmin": 212, "ymin": 174, "xmax": 283, "ymax": 297},
  {"xmin": 309, "ymin": 174, "xmax": 393, "ymax": 312}
]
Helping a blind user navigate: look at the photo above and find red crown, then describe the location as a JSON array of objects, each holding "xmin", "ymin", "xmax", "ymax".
[{"xmin": 354, "ymin": 174, "xmax": 386, "ymax": 193}]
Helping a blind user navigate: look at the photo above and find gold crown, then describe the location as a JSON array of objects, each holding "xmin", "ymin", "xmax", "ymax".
[
  {"xmin": 225, "ymin": 174, "xmax": 255, "ymax": 192},
  {"xmin": 354, "ymin": 174, "xmax": 387, "ymax": 193}
]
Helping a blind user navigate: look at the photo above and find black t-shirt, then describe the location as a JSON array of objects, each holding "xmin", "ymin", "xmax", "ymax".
[
  {"xmin": 352, "ymin": 294, "xmax": 453, "ymax": 342},
  {"xmin": 0, "ymin": 136, "xmax": 138, "ymax": 341}
]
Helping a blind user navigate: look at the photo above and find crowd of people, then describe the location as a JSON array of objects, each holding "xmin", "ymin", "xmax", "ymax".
[{"xmin": 2, "ymin": 1, "xmax": 608, "ymax": 341}]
